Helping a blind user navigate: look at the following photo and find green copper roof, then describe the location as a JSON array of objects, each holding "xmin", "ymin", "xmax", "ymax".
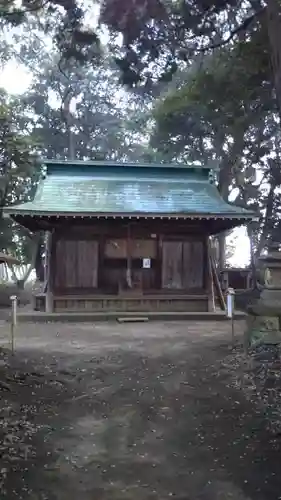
[{"xmin": 5, "ymin": 160, "xmax": 255, "ymax": 219}]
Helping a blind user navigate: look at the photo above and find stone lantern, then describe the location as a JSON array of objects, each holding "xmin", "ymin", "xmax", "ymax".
[
  {"xmin": 246, "ymin": 243, "xmax": 281, "ymax": 346},
  {"xmin": 258, "ymin": 243, "xmax": 281, "ymax": 303}
]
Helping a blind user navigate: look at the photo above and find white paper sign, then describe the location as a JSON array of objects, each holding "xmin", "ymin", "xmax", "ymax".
[{"xmin": 142, "ymin": 258, "xmax": 151, "ymax": 269}]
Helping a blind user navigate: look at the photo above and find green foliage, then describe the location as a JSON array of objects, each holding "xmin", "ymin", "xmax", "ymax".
[
  {"xmin": 0, "ymin": 90, "xmax": 39, "ymax": 262},
  {"xmin": 16, "ymin": 48, "xmax": 155, "ymax": 162},
  {"xmin": 153, "ymin": 26, "xmax": 272, "ymax": 158},
  {"xmin": 151, "ymin": 25, "xmax": 281, "ymax": 256},
  {"xmin": 0, "ymin": 0, "xmax": 101, "ymax": 69},
  {"xmin": 152, "ymin": 26, "xmax": 274, "ymax": 178},
  {"xmin": 100, "ymin": 0, "xmax": 261, "ymax": 86},
  {"xmin": 1, "ymin": 0, "xmax": 259, "ymax": 87}
]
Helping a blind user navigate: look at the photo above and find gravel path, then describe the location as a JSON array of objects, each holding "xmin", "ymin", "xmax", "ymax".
[{"xmin": 0, "ymin": 320, "xmax": 280, "ymax": 500}]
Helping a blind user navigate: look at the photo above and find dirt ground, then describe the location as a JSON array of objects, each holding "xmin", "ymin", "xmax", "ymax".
[{"xmin": 0, "ymin": 320, "xmax": 280, "ymax": 500}]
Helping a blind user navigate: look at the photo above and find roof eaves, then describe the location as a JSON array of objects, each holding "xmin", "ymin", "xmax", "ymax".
[{"xmin": 4, "ymin": 209, "xmax": 258, "ymax": 220}]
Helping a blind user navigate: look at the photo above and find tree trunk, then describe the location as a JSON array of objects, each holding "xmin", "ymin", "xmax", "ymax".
[
  {"xmin": 215, "ymin": 133, "xmax": 245, "ymax": 273},
  {"xmin": 62, "ymin": 89, "xmax": 75, "ymax": 160},
  {"xmin": 217, "ymin": 168, "xmax": 231, "ymax": 272},
  {"xmin": 247, "ymin": 223, "xmax": 258, "ymax": 287},
  {"xmin": 267, "ymin": 0, "xmax": 281, "ymax": 119},
  {"xmin": 256, "ymin": 184, "xmax": 275, "ymax": 257},
  {"xmin": 10, "ymin": 234, "xmax": 41, "ymax": 288}
]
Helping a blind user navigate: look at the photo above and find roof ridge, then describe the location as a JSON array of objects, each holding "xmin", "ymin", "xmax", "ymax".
[{"xmin": 43, "ymin": 159, "xmax": 215, "ymax": 170}]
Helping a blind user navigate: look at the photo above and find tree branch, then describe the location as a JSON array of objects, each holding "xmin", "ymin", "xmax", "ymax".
[
  {"xmin": 199, "ymin": 8, "xmax": 265, "ymax": 52},
  {"xmin": 2, "ymin": 0, "xmax": 50, "ymax": 18}
]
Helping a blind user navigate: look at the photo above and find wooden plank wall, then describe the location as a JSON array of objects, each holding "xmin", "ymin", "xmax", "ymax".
[
  {"xmin": 183, "ymin": 241, "xmax": 204, "ymax": 288},
  {"xmin": 54, "ymin": 239, "xmax": 98, "ymax": 290},
  {"xmin": 77, "ymin": 240, "xmax": 98, "ymax": 288},
  {"xmin": 162, "ymin": 240, "xmax": 204, "ymax": 290},
  {"xmin": 162, "ymin": 241, "xmax": 183, "ymax": 289}
]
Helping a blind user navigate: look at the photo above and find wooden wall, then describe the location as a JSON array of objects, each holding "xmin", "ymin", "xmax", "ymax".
[
  {"xmin": 162, "ymin": 241, "xmax": 204, "ymax": 290},
  {"xmin": 51, "ymin": 220, "xmax": 208, "ymax": 295},
  {"xmin": 53, "ymin": 295, "xmax": 209, "ymax": 313},
  {"xmin": 54, "ymin": 239, "xmax": 99, "ymax": 290}
]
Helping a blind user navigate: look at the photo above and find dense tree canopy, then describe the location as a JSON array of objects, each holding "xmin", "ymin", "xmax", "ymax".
[
  {"xmin": 1, "ymin": 0, "xmax": 100, "ymax": 63},
  {"xmin": 2, "ymin": 1, "xmax": 281, "ymax": 109}
]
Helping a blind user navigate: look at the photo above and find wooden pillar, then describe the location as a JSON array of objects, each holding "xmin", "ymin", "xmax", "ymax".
[
  {"xmin": 45, "ymin": 231, "xmax": 54, "ymax": 313},
  {"xmin": 207, "ymin": 237, "xmax": 216, "ymax": 312},
  {"xmin": 126, "ymin": 223, "xmax": 132, "ymax": 289},
  {"xmin": 157, "ymin": 234, "xmax": 162, "ymax": 290}
]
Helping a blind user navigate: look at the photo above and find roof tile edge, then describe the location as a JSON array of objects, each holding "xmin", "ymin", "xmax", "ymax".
[{"xmin": 42, "ymin": 158, "xmax": 216, "ymax": 170}]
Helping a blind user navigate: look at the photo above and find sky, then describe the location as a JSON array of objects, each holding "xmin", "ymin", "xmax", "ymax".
[
  {"xmin": 0, "ymin": 58, "xmax": 251, "ymax": 268},
  {"xmin": 0, "ymin": 62, "xmax": 32, "ymax": 94}
]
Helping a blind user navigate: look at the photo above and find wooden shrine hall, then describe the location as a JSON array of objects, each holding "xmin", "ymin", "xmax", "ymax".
[{"xmin": 4, "ymin": 160, "xmax": 255, "ymax": 314}]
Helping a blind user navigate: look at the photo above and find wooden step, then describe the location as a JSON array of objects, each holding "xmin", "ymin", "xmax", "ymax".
[{"xmin": 117, "ymin": 317, "xmax": 149, "ymax": 323}]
